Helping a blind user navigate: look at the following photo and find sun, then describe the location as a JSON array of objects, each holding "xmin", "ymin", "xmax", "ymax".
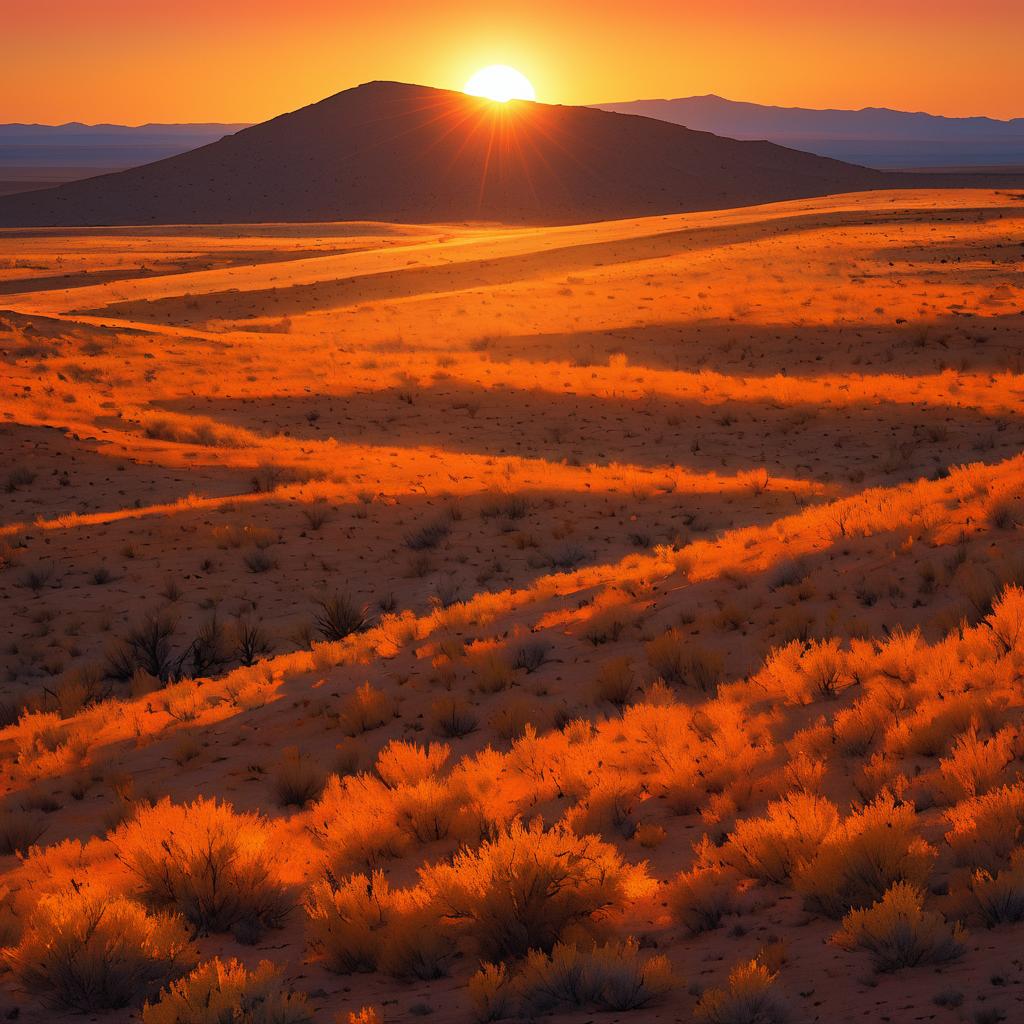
[{"xmin": 464, "ymin": 65, "xmax": 536, "ymax": 103}]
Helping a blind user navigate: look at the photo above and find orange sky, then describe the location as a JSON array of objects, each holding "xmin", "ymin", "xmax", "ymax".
[{"xmin": 4, "ymin": 0, "xmax": 1023, "ymax": 124}]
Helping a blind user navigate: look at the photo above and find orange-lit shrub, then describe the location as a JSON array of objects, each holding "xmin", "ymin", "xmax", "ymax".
[
  {"xmin": 646, "ymin": 631, "xmax": 722, "ymax": 691},
  {"xmin": 833, "ymin": 882, "xmax": 964, "ymax": 971},
  {"xmin": 303, "ymin": 870, "xmax": 449, "ymax": 980},
  {"xmin": 694, "ymin": 959, "xmax": 788, "ymax": 1024},
  {"xmin": 142, "ymin": 957, "xmax": 311, "ymax": 1023},
  {"xmin": 469, "ymin": 940, "xmax": 673, "ymax": 1020},
  {"xmin": 3, "ymin": 886, "xmax": 195, "ymax": 1012},
  {"xmin": 667, "ymin": 865, "xmax": 737, "ymax": 935},
  {"xmin": 796, "ymin": 796, "xmax": 934, "ymax": 917},
  {"xmin": 945, "ymin": 784, "xmax": 1024, "ymax": 871},
  {"xmin": 724, "ymin": 794, "xmax": 839, "ymax": 883},
  {"xmin": 375, "ymin": 740, "xmax": 450, "ymax": 788},
  {"xmin": 114, "ymin": 797, "xmax": 289, "ymax": 934},
  {"xmin": 419, "ymin": 820, "xmax": 636, "ymax": 959}
]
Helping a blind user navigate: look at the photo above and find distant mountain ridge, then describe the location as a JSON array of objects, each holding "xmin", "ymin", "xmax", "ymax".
[
  {"xmin": 591, "ymin": 95, "xmax": 1024, "ymax": 168},
  {"xmin": 0, "ymin": 122, "xmax": 249, "ymax": 170}
]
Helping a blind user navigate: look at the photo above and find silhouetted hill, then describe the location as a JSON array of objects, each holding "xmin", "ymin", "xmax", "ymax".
[
  {"xmin": 592, "ymin": 95, "xmax": 1024, "ymax": 169},
  {"xmin": 0, "ymin": 82, "xmax": 890, "ymax": 226}
]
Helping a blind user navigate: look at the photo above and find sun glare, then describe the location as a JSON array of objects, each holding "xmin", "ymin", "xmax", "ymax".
[{"xmin": 464, "ymin": 65, "xmax": 536, "ymax": 103}]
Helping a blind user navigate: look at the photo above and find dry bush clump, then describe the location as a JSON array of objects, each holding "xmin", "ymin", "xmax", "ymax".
[
  {"xmin": 796, "ymin": 795, "xmax": 934, "ymax": 917},
  {"xmin": 469, "ymin": 938, "xmax": 673, "ymax": 1020},
  {"xmin": 431, "ymin": 695, "xmax": 479, "ymax": 738},
  {"xmin": 375, "ymin": 739, "xmax": 450, "ymax": 787},
  {"xmin": 724, "ymin": 794, "xmax": 839, "ymax": 883},
  {"xmin": 273, "ymin": 746, "xmax": 327, "ymax": 807},
  {"xmin": 590, "ymin": 656, "xmax": 636, "ymax": 709},
  {"xmin": 965, "ymin": 856, "xmax": 1024, "ymax": 925},
  {"xmin": 337, "ymin": 682, "xmax": 395, "ymax": 736},
  {"xmin": 833, "ymin": 881, "xmax": 965, "ymax": 971},
  {"xmin": 694, "ymin": 959, "xmax": 789, "ymax": 1024},
  {"xmin": 3, "ymin": 886, "xmax": 196, "ymax": 1012},
  {"xmin": 938, "ymin": 725, "xmax": 1015, "ymax": 800},
  {"xmin": 0, "ymin": 805, "xmax": 47, "ymax": 854},
  {"xmin": 311, "ymin": 773, "xmax": 422, "ymax": 872},
  {"xmin": 114, "ymin": 797, "xmax": 290, "ymax": 935},
  {"xmin": 564, "ymin": 776, "xmax": 637, "ymax": 840},
  {"xmin": 646, "ymin": 630, "xmax": 723, "ymax": 690},
  {"xmin": 303, "ymin": 870, "xmax": 450, "ymax": 980},
  {"xmin": 667, "ymin": 864, "xmax": 738, "ymax": 935},
  {"xmin": 143, "ymin": 957, "xmax": 312, "ymax": 1023},
  {"xmin": 945, "ymin": 783, "xmax": 1024, "ymax": 872},
  {"xmin": 314, "ymin": 594, "xmax": 368, "ymax": 641},
  {"xmin": 419, "ymin": 820, "xmax": 638, "ymax": 959}
]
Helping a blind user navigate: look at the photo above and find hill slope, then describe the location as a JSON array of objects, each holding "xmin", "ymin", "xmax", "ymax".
[
  {"xmin": 0, "ymin": 81, "xmax": 888, "ymax": 226},
  {"xmin": 593, "ymin": 94, "xmax": 1024, "ymax": 168}
]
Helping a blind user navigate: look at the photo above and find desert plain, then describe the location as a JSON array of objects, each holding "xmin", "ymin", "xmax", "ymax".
[{"xmin": 0, "ymin": 187, "xmax": 1023, "ymax": 1022}]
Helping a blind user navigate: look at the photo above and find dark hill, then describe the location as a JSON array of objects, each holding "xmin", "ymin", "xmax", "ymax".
[
  {"xmin": 0, "ymin": 82, "xmax": 891, "ymax": 227},
  {"xmin": 1, "ymin": 82, "xmax": 1017, "ymax": 227}
]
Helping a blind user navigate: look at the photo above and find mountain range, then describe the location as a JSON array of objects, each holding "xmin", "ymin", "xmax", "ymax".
[
  {"xmin": 592, "ymin": 95, "xmax": 1024, "ymax": 168},
  {"xmin": 1, "ymin": 83, "xmax": 1021, "ymax": 227}
]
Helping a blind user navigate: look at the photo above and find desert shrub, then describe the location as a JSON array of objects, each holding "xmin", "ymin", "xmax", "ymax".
[
  {"xmin": 888, "ymin": 692, "xmax": 1004, "ymax": 758},
  {"xmin": 114, "ymin": 798, "xmax": 289, "ymax": 935},
  {"xmin": 419, "ymin": 820, "xmax": 635, "ymax": 959},
  {"xmin": 945, "ymin": 784, "xmax": 1024, "ymax": 872},
  {"xmin": 303, "ymin": 871, "xmax": 450, "ymax": 980},
  {"xmin": 469, "ymin": 962, "xmax": 515, "ymax": 1022},
  {"xmin": 481, "ymin": 492, "xmax": 529, "ymax": 520},
  {"xmin": 646, "ymin": 630, "xmax": 722, "ymax": 690},
  {"xmin": 107, "ymin": 612, "xmax": 178, "ymax": 681},
  {"xmin": 469, "ymin": 940, "xmax": 672, "ymax": 1020},
  {"xmin": 233, "ymin": 618, "xmax": 272, "ymax": 666},
  {"xmin": 694, "ymin": 960, "xmax": 788, "ymax": 1024},
  {"xmin": 337, "ymin": 682, "xmax": 394, "ymax": 736},
  {"xmin": 142, "ymin": 957, "xmax": 311, "ymax": 1023},
  {"xmin": 392, "ymin": 777, "xmax": 465, "ymax": 843},
  {"xmin": 724, "ymin": 794, "xmax": 839, "ymax": 883},
  {"xmin": 565, "ymin": 777, "xmax": 637, "ymax": 840},
  {"xmin": 311, "ymin": 773, "xmax": 408, "ymax": 873},
  {"xmin": 833, "ymin": 882, "xmax": 964, "ymax": 971},
  {"xmin": 511, "ymin": 641, "xmax": 550, "ymax": 673},
  {"xmin": 521, "ymin": 938, "xmax": 673, "ymax": 1014},
  {"xmin": 430, "ymin": 695, "xmax": 478, "ymax": 738},
  {"xmin": 590, "ymin": 656, "xmax": 635, "ymax": 709},
  {"xmin": 986, "ymin": 585, "xmax": 1024, "ymax": 654},
  {"xmin": 939, "ymin": 726, "xmax": 1015, "ymax": 800},
  {"xmin": 967, "ymin": 860, "xmax": 1024, "ymax": 926},
  {"xmin": 0, "ymin": 805, "xmax": 47, "ymax": 854},
  {"xmin": 314, "ymin": 594, "xmax": 368, "ymax": 641},
  {"xmin": 273, "ymin": 747, "xmax": 327, "ymax": 807},
  {"xmin": 405, "ymin": 519, "xmax": 451, "ymax": 550},
  {"xmin": 3, "ymin": 886, "xmax": 195, "ymax": 1012},
  {"xmin": 667, "ymin": 865, "xmax": 737, "ymax": 935},
  {"xmin": 470, "ymin": 651, "xmax": 515, "ymax": 694},
  {"xmin": 797, "ymin": 795, "xmax": 934, "ymax": 917},
  {"xmin": 987, "ymin": 495, "xmax": 1023, "ymax": 531},
  {"xmin": 762, "ymin": 639, "xmax": 847, "ymax": 703},
  {"xmin": 375, "ymin": 739, "xmax": 450, "ymax": 787}
]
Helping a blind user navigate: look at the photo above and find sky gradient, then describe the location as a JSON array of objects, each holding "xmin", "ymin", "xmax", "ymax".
[{"xmin": 4, "ymin": 0, "xmax": 1023, "ymax": 124}]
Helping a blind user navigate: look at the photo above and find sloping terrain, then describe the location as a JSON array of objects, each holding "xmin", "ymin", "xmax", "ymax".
[
  {"xmin": 0, "ymin": 189, "xmax": 1023, "ymax": 1022},
  {"xmin": 0, "ymin": 82, "xmax": 889, "ymax": 226}
]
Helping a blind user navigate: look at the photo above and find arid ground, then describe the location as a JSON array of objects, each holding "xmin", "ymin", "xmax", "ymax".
[{"xmin": 1, "ymin": 188, "xmax": 1024, "ymax": 1022}]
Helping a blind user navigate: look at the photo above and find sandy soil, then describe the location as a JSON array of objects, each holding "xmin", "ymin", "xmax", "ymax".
[{"xmin": 0, "ymin": 188, "xmax": 1022, "ymax": 1023}]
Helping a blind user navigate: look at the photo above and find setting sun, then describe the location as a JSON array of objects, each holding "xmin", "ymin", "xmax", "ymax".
[{"xmin": 464, "ymin": 64, "xmax": 536, "ymax": 103}]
